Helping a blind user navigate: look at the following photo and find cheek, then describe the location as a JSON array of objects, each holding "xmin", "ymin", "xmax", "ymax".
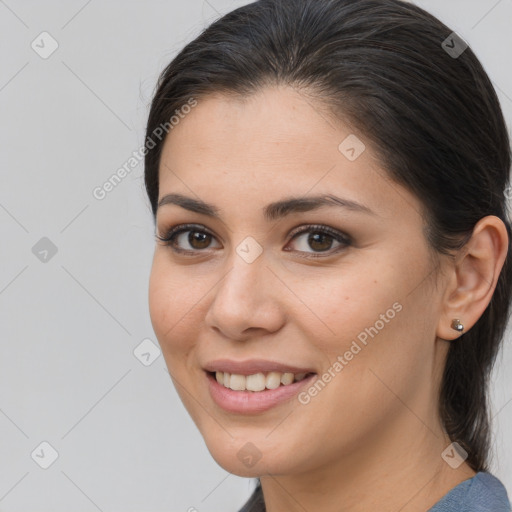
[
  {"xmin": 148, "ymin": 254, "xmax": 201, "ymax": 357},
  {"xmin": 301, "ymin": 254, "xmax": 434, "ymax": 398},
  {"xmin": 308, "ymin": 279, "xmax": 437, "ymax": 431},
  {"xmin": 299, "ymin": 262, "xmax": 401, "ymax": 349}
]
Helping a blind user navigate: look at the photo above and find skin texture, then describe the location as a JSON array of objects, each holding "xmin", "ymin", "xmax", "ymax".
[{"xmin": 148, "ymin": 86, "xmax": 508, "ymax": 511}]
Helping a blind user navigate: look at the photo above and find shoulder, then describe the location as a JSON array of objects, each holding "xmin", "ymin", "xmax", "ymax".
[
  {"xmin": 429, "ymin": 472, "xmax": 511, "ymax": 512},
  {"xmin": 237, "ymin": 473, "xmax": 511, "ymax": 512}
]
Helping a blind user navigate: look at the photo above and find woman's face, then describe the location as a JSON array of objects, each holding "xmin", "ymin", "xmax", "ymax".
[{"xmin": 149, "ymin": 86, "xmax": 451, "ymax": 477}]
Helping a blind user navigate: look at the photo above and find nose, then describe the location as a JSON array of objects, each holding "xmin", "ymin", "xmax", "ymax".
[{"xmin": 204, "ymin": 246, "xmax": 286, "ymax": 341}]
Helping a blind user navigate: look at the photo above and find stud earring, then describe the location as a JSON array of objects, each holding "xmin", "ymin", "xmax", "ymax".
[{"xmin": 451, "ymin": 319, "xmax": 464, "ymax": 333}]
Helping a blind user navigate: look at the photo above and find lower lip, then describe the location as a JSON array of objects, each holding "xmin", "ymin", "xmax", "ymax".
[{"xmin": 206, "ymin": 372, "xmax": 316, "ymax": 414}]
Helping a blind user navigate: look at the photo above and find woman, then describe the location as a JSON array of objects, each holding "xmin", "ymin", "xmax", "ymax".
[{"xmin": 144, "ymin": 0, "xmax": 511, "ymax": 510}]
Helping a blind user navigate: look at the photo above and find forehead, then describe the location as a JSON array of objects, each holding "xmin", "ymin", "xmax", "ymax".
[
  {"xmin": 157, "ymin": 86, "xmax": 422, "ymax": 222},
  {"xmin": 161, "ymin": 86, "xmax": 344, "ymax": 161}
]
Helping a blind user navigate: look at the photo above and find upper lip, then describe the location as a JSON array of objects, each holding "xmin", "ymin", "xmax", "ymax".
[{"xmin": 203, "ymin": 359, "xmax": 316, "ymax": 375}]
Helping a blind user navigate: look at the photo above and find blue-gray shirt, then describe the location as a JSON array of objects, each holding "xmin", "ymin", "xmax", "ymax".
[
  {"xmin": 238, "ymin": 472, "xmax": 511, "ymax": 511},
  {"xmin": 428, "ymin": 472, "xmax": 510, "ymax": 511}
]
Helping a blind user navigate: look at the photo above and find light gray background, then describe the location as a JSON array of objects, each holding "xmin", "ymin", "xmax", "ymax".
[{"xmin": 0, "ymin": 1, "xmax": 511, "ymax": 511}]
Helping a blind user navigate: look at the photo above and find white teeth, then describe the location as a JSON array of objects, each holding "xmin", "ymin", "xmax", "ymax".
[
  {"xmin": 229, "ymin": 374, "xmax": 246, "ymax": 391},
  {"xmin": 281, "ymin": 372, "xmax": 294, "ymax": 385},
  {"xmin": 246, "ymin": 373, "xmax": 266, "ymax": 391},
  {"xmin": 266, "ymin": 371, "xmax": 281, "ymax": 389},
  {"xmin": 214, "ymin": 370, "xmax": 310, "ymax": 392}
]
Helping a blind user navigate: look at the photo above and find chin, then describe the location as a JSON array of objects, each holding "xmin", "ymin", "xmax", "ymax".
[
  {"xmin": 207, "ymin": 446, "xmax": 284, "ymax": 478},
  {"xmin": 200, "ymin": 428, "xmax": 300, "ymax": 478}
]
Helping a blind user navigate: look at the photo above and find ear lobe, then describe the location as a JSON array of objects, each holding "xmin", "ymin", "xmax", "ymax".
[{"xmin": 436, "ymin": 215, "xmax": 509, "ymax": 341}]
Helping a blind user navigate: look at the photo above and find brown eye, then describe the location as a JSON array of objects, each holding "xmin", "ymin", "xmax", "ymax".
[
  {"xmin": 307, "ymin": 232, "xmax": 335, "ymax": 252},
  {"xmin": 156, "ymin": 224, "xmax": 220, "ymax": 253},
  {"xmin": 286, "ymin": 225, "xmax": 351, "ymax": 257},
  {"xmin": 187, "ymin": 231, "xmax": 212, "ymax": 249},
  {"xmin": 156, "ymin": 223, "xmax": 351, "ymax": 258}
]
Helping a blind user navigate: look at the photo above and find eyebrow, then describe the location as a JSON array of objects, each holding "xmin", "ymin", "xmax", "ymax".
[{"xmin": 157, "ymin": 193, "xmax": 375, "ymax": 221}]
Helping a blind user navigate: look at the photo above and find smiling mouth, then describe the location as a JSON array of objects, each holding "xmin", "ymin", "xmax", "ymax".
[{"xmin": 207, "ymin": 370, "xmax": 315, "ymax": 392}]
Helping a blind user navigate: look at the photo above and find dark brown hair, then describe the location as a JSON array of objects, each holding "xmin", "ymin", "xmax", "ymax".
[{"xmin": 144, "ymin": 0, "xmax": 512, "ymax": 476}]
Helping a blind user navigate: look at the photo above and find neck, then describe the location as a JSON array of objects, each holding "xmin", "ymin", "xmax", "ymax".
[{"xmin": 259, "ymin": 413, "xmax": 476, "ymax": 512}]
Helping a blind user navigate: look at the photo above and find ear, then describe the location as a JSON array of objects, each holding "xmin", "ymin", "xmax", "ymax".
[{"xmin": 436, "ymin": 215, "xmax": 509, "ymax": 341}]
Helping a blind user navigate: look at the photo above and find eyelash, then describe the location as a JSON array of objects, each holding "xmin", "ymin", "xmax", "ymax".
[{"xmin": 155, "ymin": 223, "xmax": 352, "ymax": 258}]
